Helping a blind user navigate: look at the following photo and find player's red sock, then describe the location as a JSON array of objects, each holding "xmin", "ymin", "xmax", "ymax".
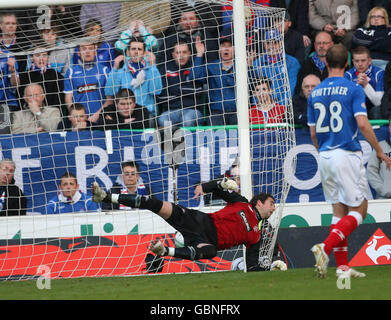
[
  {"xmin": 328, "ymin": 217, "xmax": 349, "ymax": 267},
  {"xmin": 323, "ymin": 212, "xmax": 362, "ymax": 256},
  {"xmin": 333, "ymin": 239, "xmax": 349, "ymax": 268}
]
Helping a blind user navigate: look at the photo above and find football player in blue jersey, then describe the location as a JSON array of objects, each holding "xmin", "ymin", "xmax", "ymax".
[
  {"xmin": 63, "ymin": 37, "xmax": 110, "ymax": 123},
  {"xmin": 307, "ymin": 44, "xmax": 391, "ymax": 279}
]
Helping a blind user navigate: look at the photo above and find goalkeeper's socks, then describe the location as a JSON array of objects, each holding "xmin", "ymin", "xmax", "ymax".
[
  {"xmin": 323, "ymin": 212, "xmax": 362, "ymax": 255},
  {"xmin": 168, "ymin": 245, "xmax": 217, "ymax": 261},
  {"xmin": 329, "ymin": 217, "xmax": 349, "ymax": 267},
  {"xmin": 112, "ymin": 194, "xmax": 163, "ymax": 213},
  {"xmin": 168, "ymin": 247, "xmax": 197, "ymax": 260}
]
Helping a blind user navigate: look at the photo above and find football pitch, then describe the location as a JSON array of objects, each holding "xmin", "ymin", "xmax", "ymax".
[{"xmin": 1, "ymin": 265, "xmax": 390, "ymax": 300}]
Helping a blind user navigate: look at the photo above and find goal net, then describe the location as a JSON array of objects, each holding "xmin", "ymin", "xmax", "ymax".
[{"xmin": 0, "ymin": 0, "xmax": 295, "ymax": 280}]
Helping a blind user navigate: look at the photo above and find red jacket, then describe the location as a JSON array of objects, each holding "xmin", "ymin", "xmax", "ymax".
[
  {"xmin": 249, "ymin": 103, "xmax": 286, "ymax": 125},
  {"xmin": 201, "ymin": 181, "xmax": 261, "ymax": 251},
  {"xmin": 208, "ymin": 201, "xmax": 260, "ymax": 250},
  {"xmin": 201, "ymin": 180, "xmax": 277, "ymax": 271}
]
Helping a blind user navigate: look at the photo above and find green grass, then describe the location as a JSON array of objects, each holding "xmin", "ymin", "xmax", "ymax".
[{"xmin": 1, "ymin": 266, "xmax": 391, "ymax": 300}]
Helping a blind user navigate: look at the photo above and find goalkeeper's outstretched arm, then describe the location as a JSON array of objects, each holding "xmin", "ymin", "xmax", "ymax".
[{"xmin": 194, "ymin": 178, "xmax": 248, "ymax": 204}]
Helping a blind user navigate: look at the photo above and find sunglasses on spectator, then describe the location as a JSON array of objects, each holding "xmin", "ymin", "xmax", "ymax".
[{"xmin": 370, "ymin": 15, "xmax": 385, "ymax": 19}]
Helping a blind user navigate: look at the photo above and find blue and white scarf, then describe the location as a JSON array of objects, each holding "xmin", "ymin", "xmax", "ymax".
[
  {"xmin": 30, "ymin": 63, "xmax": 51, "ymax": 73},
  {"xmin": 312, "ymin": 53, "xmax": 326, "ymax": 72},
  {"xmin": 127, "ymin": 60, "xmax": 145, "ymax": 77}
]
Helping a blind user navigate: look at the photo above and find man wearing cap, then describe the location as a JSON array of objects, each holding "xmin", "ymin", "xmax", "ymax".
[{"xmin": 252, "ymin": 29, "xmax": 300, "ymax": 105}]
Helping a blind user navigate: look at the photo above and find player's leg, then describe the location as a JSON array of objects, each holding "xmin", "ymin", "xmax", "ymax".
[
  {"xmin": 93, "ymin": 183, "xmax": 218, "ymax": 261},
  {"xmin": 329, "ymin": 203, "xmax": 349, "ymax": 270},
  {"xmin": 92, "ymin": 182, "xmax": 173, "ymax": 219},
  {"xmin": 311, "ymin": 150, "xmax": 339, "ymax": 277},
  {"xmin": 313, "ymin": 150, "xmax": 368, "ymax": 277},
  {"xmin": 150, "ymin": 205, "xmax": 218, "ymax": 260},
  {"xmin": 149, "ymin": 240, "xmax": 217, "ymax": 260},
  {"xmin": 335, "ymin": 200, "xmax": 367, "ymax": 278},
  {"xmin": 322, "ymin": 151, "xmax": 368, "ymax": 256}
]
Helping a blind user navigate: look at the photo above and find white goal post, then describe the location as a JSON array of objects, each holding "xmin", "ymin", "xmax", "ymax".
[{"xmin": 0, "ymin": 0, "xmax": 295, "ymax": 279}]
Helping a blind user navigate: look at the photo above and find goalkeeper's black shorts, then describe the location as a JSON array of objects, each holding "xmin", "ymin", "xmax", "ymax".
[{"xmin": 166, "ymin": 204, "xmax": 218, "ymax": 248}]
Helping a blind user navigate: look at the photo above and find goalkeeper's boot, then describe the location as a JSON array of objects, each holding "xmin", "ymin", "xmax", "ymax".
[
  {"xmin": 311, "ymin": 243, "xmax": 329, "ymax": 278},
  {"xmin": 149, "ymin": 240, "xmax": 167, "ymax": 256},
  {"xmin": 336, "ymin": 266, "xmax": 366, "ymax": 278}
]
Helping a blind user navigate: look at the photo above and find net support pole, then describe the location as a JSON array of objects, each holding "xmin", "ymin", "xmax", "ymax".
[
  {"xmin": 232, "ymin": 0, "xmax": 253, "ymax": 202},
  {"xmin": 233, "ymin": 0, "xmax": 253, "ymax": 273}
]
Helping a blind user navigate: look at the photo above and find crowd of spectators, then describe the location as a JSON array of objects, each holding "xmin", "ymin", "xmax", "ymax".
[
  {"xmin": 1, "ymin": 1, "xmax": 391, "ymax": 133},
  {"xmin": 1, "ymin": 0, "xmax": 391, "ymax": 214}
]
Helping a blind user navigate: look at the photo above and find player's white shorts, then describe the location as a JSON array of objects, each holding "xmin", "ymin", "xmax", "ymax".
[{"xmin": 318, "ymin": 149, "xmax": 370, "ymax": 207}]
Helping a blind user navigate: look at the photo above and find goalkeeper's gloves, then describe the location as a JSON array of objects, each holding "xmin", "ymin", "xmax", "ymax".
[
  {"xmin": 219, "ymin": 177, "xmax": 238, "ymax": 191},
  {"xmin": 92, "ymin": 182, "xmax": 112, "ymax": 203},
  {"xmin": 270, "ymin": 260, "xmax": 287, "ymax": 271}
]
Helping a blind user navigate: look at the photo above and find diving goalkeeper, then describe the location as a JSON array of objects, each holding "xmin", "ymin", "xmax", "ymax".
[{"xmin": 92, "ymin": 177, "xmax": 283, "ymax": 271}]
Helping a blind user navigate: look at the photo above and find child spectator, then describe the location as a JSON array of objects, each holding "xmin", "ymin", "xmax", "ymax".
[
  {"xmin": 57, "ymin": 103, "xmax": 93, "ymax": 131},
  {"xmin": 249, "ymin": 78, "xmax": 286, "ymax": 126},
  {"xmin": 46, "ymin": 171, "xmax": 99, "ymax": 214},
  {"xmin": 98, "ymin": 88, "xmax": 150, "ymax": 130}
]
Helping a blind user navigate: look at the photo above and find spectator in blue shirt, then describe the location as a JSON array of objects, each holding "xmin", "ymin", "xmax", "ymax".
[
  {"xmin": 190, "ymin": 32, "xmax": 237, "ymax": 126},
  {"xmin": 252, "ymin": 29, "xmax": 301, "ymax": 106},
  {"xmin": 0, "ymin": 49, "xmax": 19, "ymax": 111},
  {"xmin": 104, "ymin": 36, "xmax": 162, "ymax": 125},
  {"xmin": 46, "ymin": 171, "xmax": 99, "ymax": 214},
  {"xmin": 345, "ymin": 46, "xmax": 384, "ymax": 119}
]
